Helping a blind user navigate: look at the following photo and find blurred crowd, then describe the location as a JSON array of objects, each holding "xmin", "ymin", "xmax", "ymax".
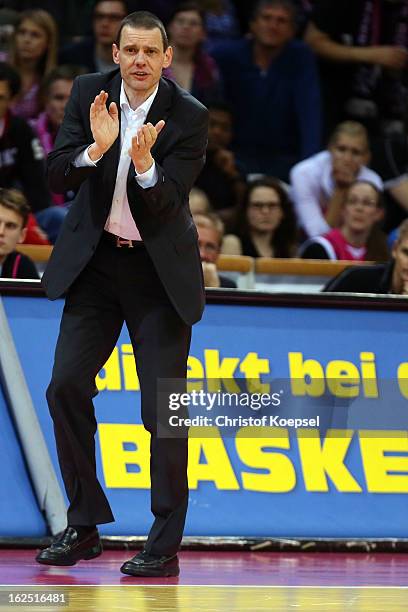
[{"xmin": 0, "ymin": 0, "xmax": 408, "ymax": 294}]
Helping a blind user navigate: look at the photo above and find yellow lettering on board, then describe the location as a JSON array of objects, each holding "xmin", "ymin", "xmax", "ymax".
[
  {"xmin": 297, "ymin": 429, "xmax": 362, "ymax": 492},
  {"xmin": 236, "ymin": 427, "xmax": 296, "ymax": 492},
  {"xmin": 239, "ymin": 352, "xmax": 271, "ymax": 393},
  {"xmin": 326, "ymin": 360, "xmax": 360, "ymax": 398},
  {"xmin": 98, "ymin": 424, "xmax": 150, "ymax": 488},
  {"xmin": 188, "ymin": 427, "xmax": 239, "ymax": 489},
  {"xmin": 204, "ymin": 349, "xmax": 240, "ymax": 392},
  {"xmin": 397, "ymin": 362, "xmax": 408, "ymax": 399},
  {"xmin": 289, "ymin": 352, "xmax": 325, "ymax": 397},
  {"xmin": 360, "ymin": 352, "xmax": 378, "ymax": 398},
  {"xmin": 359, "ymin": 431, "xmax": 408, "ymax": 493}
]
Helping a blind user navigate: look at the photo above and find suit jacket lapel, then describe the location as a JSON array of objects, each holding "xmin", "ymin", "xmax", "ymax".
[
  {"xmin": 102, "ymin": 69, "xmax": 122, "ymax": 203},
  {"xmin": 145, "ymin": 77, "xmax": 173, "ymax": 139}
]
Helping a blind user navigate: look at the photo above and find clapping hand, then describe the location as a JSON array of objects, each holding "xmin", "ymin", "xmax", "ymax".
[
  {"xmin": 89, "ymin": 90, "xmax": 119, "ymax": 161},
  {"xmin": 129, "ymin": 120, "xmax": 165, "ymax": 174}
]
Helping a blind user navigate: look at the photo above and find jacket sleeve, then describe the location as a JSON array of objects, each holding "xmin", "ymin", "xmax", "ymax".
[
  {"xmin": 47, "ymin": 76, "xmax": 98, "ymax": 193},
  {"xmin": 127, "ymin": 105, "xmax": 209, "ymax": 219}
]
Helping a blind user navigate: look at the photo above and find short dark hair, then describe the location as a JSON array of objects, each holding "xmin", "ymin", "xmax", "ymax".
[
  {"xmin": 251, "ymin": 0, "xmax": 298, "ymax": 23},
  {"xmin": 0, "ymin": 188, "xmax": 31, "ymax": 227},
  {"xmin": 116, "ymin": 10, "xmax": 169, "ymax": 50},
  {"xmin": 0, "ymin": 61, "xmax": 21, "ymax": 97}
]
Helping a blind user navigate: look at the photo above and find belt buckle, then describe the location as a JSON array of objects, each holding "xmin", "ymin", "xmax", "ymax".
[{"xmin": 116, "ymin": 236, "xmax": 133, "ymax": 248}]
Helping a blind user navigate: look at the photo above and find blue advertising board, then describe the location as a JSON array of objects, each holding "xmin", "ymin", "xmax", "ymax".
[
  {"xmin": 2, "ymin": 292, "xmax": 408, "ymax": 538},
  {"xmin": 0, "ymin": 381, "xmax": 46, "ymax": 536}
]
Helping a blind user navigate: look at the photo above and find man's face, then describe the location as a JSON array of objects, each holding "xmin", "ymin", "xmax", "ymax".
[
  {"xmin": 208, "ymin": 109, "xmax": 232, "ymax": 149},
  {"xmin": 45, "ymin": 79, "xmax": 73, "ymax": 128},
  {"xmin": 330, "ymin": 134, "xmax": 369, "ymax": 178},
  {"xmin": 168, "ymin": 10, "xmax": 205, "ymax": 50},
  {"xmin": 0, "ymin": 80, "xmax": 12, "ymax": 120},
  {"xmin": 93, "ymin": 1, "xmax": 127, "ymax": 46},
  {"xmin": 392, "ymin": 236, "xmax": 408, "ymax": 287},
  {"xmin": 113, "ymin": 26, "xmax": 172, "ymax": 99},
  {"xmin": 250, "ymin": 5, "xmax": 295, "ymax": 49},
  {"xmin": 0, "ymin": 204, "xmax": 26, "ymax": 262},
  {"xmin": 197, "ymin": 225, "xmax": 220, "ymax": 264}
]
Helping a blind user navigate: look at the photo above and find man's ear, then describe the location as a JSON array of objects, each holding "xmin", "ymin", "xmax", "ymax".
[
  {"xmin": 18, "ymin": 226, "xmax": 27, "ymax": 244},
  {"xmin": 112, "ymin": 43, "xmax": 120, "ymax": 65},
  {"xmin": 163, "ymin": 45, "xmax": 173, "ymax": 69}
]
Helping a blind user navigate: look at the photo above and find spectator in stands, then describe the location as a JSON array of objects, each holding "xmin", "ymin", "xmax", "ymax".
[
  {"xmin": 200, "ymin": 0, "xmax": 240, "ymax": 50},
  {"xmin": 305, "ymin": 0, "xmax": 408, "ymax": 140},
  {"xmin": 194, "ymin": 212, "xmax": 236, "ymax": 287},
  {"xmin": 195, "ymin": 102, "xmax": 246, "ymax": 224},
  {"xmin": 7, "ymin": 9, "xmax": 58, "ymax": 121},
  {"xmin": 222, "ymin": 177, "xmax": 297, "ymax": 258},
  {"xmin": 59, "ymin": 0, "xmax": 128, "ymax": 74},
  {"xmin": 291, "ymin": 121, "xmax": 383, "ymax": 238},
  {"xmin": 31, "ymin": 65, "xmax": 86, "ymax": 206},
  {"xmin": 164, "ymin": 2, "xmax": 223, "ymax": 106},
  {"xmin": 324, "ymin": 218, "xmax": 408, "ymax": 294},
  {"xmin": 212, "ymin": 0, "xmax": 321, "ymax": 181},
  {"xmin": 0, "ymin": 188, "xmax": 39, "ymax": 279},
  {"xmin": 233, "ymin": 0, "xmax": 312, "ymax": 38},
  {"xmin": 370, "ymin": 120, "xmax": 408, "ymax": 232},
  {"xmin": 0, "ymin": 62, "xmax": 65, "ymax": 244},
  {"xmin": 300, "ymin": 180, "xmax": 389, "ymax": 261},
  {"xmin": 189, "ymin": 187, "xmax": 211, "ymax": 215}
]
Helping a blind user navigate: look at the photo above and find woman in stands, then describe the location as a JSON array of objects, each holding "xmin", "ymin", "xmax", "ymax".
[
  {"xmin": 222, "ymin": 177, "xmax": 297, "ymax": 257},
  {"xmin": 8, "ymin": 9, "xmax": 58, "ymax": 121},
  {"xmin": 164, "ymin": 2, "xmax": 223, "ymax": 106},
  {"xmin": 300, "ymin": 180, "xmax": 389, "ymax": 262}
]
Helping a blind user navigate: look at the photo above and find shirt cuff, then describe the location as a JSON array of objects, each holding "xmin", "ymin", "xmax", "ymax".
[
  {"xmin": 73, "ymin": 145, "xmax": 103, "ymax": 167},
  {"xmin": 135, "ymin": 162, "xmax": 158, "ymax": 189}
]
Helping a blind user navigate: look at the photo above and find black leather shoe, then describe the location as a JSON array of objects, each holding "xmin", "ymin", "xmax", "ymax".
[
  {"xmin": 120, "ymin": 550, "xmax": 180, "ymax": 577},
  {"xmin": 35, "ymin": 527, "xmax": 102, "ymax": 566}
]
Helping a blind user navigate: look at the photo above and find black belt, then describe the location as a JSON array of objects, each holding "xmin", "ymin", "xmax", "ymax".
[{"xmin": 102, "ymin": 231, "xmax": 145, "ymax": 249}]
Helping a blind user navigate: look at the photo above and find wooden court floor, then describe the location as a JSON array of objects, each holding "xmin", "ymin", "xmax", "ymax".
[{"xmin": 0, "ymin": 550, "xmax": 407, "ymax": 611}]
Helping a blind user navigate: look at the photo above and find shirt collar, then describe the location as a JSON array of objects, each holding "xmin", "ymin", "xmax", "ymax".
[{"xmin": 119, "ymin": 81, "xmax": 159, "ymax": 118}]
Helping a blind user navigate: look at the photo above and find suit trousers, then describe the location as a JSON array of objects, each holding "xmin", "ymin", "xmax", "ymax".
[{"xmin": 46, "ymin": 234, "xmax": 192, "ymax": 556}]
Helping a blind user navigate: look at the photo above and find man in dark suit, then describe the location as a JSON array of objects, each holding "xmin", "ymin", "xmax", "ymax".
[{"xmin": 36, "ymin": 11, "xmax": 208, "ymax": 577}]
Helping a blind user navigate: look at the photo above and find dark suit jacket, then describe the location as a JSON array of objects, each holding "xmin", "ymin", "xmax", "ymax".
[{"xmin": 42, "ymin": 70, "xmax": 208, "ymax": 325}]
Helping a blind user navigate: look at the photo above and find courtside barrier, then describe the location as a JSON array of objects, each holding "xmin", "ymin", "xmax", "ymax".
[{"xmin": 1, "ymin": 281, "xmax": 407, "ymax": 538}]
